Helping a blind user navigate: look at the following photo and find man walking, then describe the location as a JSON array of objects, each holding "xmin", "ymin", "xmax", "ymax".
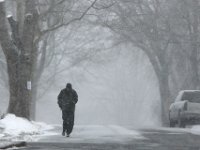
[{"xmin": 57, "ymin": 83, "xmax": 78, "ymax": 137}]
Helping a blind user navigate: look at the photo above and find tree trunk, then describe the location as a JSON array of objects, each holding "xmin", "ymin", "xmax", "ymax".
[
  {"xmin": 0, "ymin": 1, "xmax": 39, "ymax": 119},
  {"xmin": 30, "ymin": 77, "xmax": 39, "ymax": 120},
  {"xmin": 144, "ymin": 48, "xmax": 171, "ymax": 126},
  {"xmin": 29, "ymin": 34, "xmax": 49, "ymax": 120},
  {"xmin": 189, "ymin": 0, "xmax": 200, "ymax": 90},
  {"xmin": 6, "ymin": 58, "xmax": 25, "ymax": 117},
  {"xmin": 0, "ymin": 1, "xmax": 27, "ymax": 118},
  {"xmin": 158, "ymin": 74, "xmax": 171, "ymax": 126}
]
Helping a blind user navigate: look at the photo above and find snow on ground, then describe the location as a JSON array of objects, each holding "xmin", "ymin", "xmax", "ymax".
[
  {"xmin": 0, "ymin": 114, "xmax": 55, "ymax": 141},
  {"xmin": 0, "ymin": 114, "xmax": 144, "ymax": 144},
  {"xmin": 109, "ymin": 125, "xmax": 142, "ymax": 136},
  {"xmin": 36, "ymin": 125, "xmax": 145, "ymax": 144},
  {"xmin": 73, "ymin": 125, "xmax": 142, "ymax": 138},
  {"xmin": 4, "ymin": 114, "xmax": 200, "ymax": 144},
  {"xmin": 146, "ymin": 125, "xmax": 200, "ymax": 135},
  {"xmin": 190, "ymin": 125, "xmax": 200, "ymax": 135}
]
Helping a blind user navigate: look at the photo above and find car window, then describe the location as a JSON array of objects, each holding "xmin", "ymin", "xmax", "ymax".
[{"xmin": 181, "ymin": 92, "xmax": 200, "ymax": 103}]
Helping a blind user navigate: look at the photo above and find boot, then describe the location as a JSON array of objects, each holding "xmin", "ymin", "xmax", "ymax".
[{"xmin": 62, "ymin": 130, "xmax": 65, "ymax": 136}]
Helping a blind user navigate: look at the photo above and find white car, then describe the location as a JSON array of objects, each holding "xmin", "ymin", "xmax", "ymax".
[{"xmin": 169, "ymin": 90, "xmax": 200, "ymax": 128}]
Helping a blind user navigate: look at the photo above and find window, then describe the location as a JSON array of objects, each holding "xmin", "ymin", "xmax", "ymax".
[{"xmin": 181, "ymin": 91, "xmax": 200, "ymax": 103}]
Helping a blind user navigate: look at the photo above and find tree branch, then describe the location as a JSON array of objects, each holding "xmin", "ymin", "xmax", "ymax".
[
  {"xmin": 41, "ymin": 0, "xmax": 98, "ymax": 35},
  {"xmin": 7, "ymin": 16, "xmax": 23, "ymax": 53},
  {"xmin": 0, "ymin": 1, "xmax": 18, "ymax": 58},
  {"xmin": 92, "ymin": 1, "xmax": 116, "ymax": 10}
]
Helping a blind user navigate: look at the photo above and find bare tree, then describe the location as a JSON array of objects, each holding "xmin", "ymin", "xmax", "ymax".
[
  {"xmin": 0, "ymin": 0, "xmax": 97, "ymax": 119},
  {"xmin": 94, "ymin": 0, "xmax": 173, "ymax": 125},
  {"xmin": 169, "ymin": 0, "xmax": 200, "ymax": 91},
  {"xmin": 92, "ymin": 0, "xmax": 200, "ymax": 125}
]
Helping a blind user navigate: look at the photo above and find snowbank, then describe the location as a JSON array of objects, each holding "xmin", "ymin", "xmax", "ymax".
[
  {"xmin": 0, "ymin": 114, "xmax": 54, "ymax": 141},
  {"xmin": 150, "ymin": 125, "xmax": 200, "ymax": 136},
  {"xmin": 0, "ymin": 114, "xmax": 39, "ymax": 136},
  {"xmin": 0, "ymin": 141, "xmax": 26, "ymax": 149},
  {"xmin": 190, "ymin": 125, "xmax": 200, "ymax": 135}
]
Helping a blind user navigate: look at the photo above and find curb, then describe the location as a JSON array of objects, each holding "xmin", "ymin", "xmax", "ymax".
[{"xmin": 0, "ymin": 141, "xmax": 26, "ymax": 149}]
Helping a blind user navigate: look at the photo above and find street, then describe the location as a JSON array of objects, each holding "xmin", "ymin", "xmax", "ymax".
[{"xmin": 18, "ymin": 126, "xmax": 200, "ymax": 150}]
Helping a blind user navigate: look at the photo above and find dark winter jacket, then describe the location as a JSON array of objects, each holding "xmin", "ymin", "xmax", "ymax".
[{"xmin": 57, "ymin": 88, "xmax": 78, "ymax": 112}]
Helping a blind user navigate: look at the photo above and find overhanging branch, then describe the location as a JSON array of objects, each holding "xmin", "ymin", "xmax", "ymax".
[{"xmin": 41, "ymin": 0, "xmax": 98, "ymax": 35}]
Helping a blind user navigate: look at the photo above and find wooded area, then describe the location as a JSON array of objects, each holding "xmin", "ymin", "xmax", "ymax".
[{"xmin": 0, "ymin": 0, "xmax": 200, "ymax": 126}]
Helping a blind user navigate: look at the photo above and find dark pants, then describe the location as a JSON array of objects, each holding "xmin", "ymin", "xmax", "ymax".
[{"xmin": 62, "ymin": 104, "xmax": 75, "ymax": 135}]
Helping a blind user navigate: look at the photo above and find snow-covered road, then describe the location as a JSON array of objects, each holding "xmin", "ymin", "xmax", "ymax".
[
  {"xmin": 23, "ymin": 127, "xmax": 200, "ymax": 150},
  {"xmin": 2, "ymin": 115, "xmax": 200, "ymax": 149},
  {"xmin": 34, "ymin": 125, "xmax": 144, "ymax": 143}
]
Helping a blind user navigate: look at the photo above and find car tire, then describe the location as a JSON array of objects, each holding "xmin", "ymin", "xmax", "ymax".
[
  {"xmin": 178, "ymin": 110, "xmax": 186, "ymax": 128},
  {"xmin": 178, "ymin": 119, "xmax": 185, "ymax": 128},
  {"xmin": 170, "ymin": 120, "xmax": 175, "ymax": 127}
]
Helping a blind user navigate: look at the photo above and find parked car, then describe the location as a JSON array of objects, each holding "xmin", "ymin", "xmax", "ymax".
[
  {"xmin": 169, "ymin": 90, "xmax": 200, "ymax": 128},
  {"xmin": 0, "ymin": 110, "xmax": 2, "ymax": 119}
]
